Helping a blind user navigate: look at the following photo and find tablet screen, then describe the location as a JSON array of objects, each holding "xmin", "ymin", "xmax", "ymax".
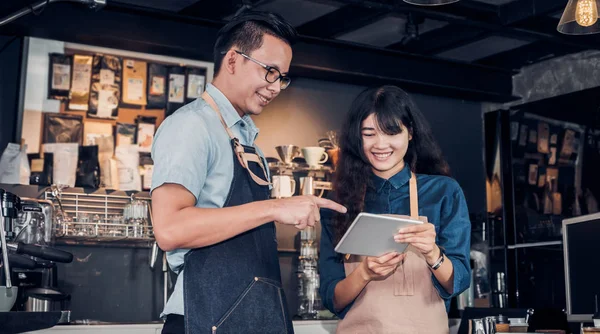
[{"xmin": 334, "ymin": 213, "xmax": 423, "ymax": 257}]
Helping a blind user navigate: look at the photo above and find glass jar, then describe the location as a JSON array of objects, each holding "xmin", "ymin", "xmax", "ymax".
[{"xmin": 299, "ymin": 268, "xmax": 321, "ymax": 320}]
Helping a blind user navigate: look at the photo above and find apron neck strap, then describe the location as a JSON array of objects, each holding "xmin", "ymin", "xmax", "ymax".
[
  {"xmin": 201, "ymin": 91, "xmax": 271, "ymax": 187},
  {"xmin": 409, "ymin": 172, "xmax": 419, "ymax": 219},
  {"xmin": 201, "ymin": 91, "xmax": 237, "ymax": 141}
]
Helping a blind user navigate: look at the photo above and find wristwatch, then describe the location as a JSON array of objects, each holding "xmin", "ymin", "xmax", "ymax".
[{"xmin": 427, "ymin": 247, "xmax": 444, "ymax": 270}]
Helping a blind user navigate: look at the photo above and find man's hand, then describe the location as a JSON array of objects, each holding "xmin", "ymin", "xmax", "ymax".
[{"xmin": 271, "ymin": 195, "xmax": 347, "ymax": 230}]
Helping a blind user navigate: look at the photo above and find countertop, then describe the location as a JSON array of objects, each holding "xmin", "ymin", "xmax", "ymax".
[
  {"xmin": 24, "ymin": 320, "xmax": 339, "ymax": 334},
  {"xmin": 24, "ymin": 318, "xmax": 466, "ymax": 333}
]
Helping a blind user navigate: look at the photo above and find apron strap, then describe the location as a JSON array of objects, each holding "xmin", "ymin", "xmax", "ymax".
[
  {"xmin": 201, "ymin": 91, "xmax": 271, "ymax": 187},
  {"xmin": 239, "ymin": 148, "xmax": 271, "ymax": 186},
  {"xmin": 409, "ymin": 172, "xmax": 418, "ymax": 219},
  {"xmin": 397, "ymin": 170, "xmax": 419, "ymax": 296},
  {"xmin": 202, "ymin": 91, "xmax": 236, "ymax": 140}
]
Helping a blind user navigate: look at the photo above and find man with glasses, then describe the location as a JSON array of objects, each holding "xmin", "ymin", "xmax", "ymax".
[
  {"xmin": 151, "ymin": 10, "xmax": 347, "ymax": 334},
  {"xmin": 227, "ymin": 49, "xmax": 292, "ymax": 88}
]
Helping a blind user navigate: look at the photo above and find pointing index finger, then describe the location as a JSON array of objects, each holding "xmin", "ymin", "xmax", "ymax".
[{"xmin": 314, "ymin": 197, "xmax": 347, "ymax": 214}]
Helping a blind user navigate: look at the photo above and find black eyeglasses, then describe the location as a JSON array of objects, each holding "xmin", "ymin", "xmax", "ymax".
[{"xmin": 221, "ymin": 50, "xmax": 291, "ymax": 90}]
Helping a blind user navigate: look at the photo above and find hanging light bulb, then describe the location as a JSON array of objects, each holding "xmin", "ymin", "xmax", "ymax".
[
  {"xmin": 576, "ymin": 0, "xmax": 598, "ymax": 26},
  {"xmin": 403, "ymin": 0, "xmax": 459, "ymax": 6},
  {"xmin": 558, "ymin": 0, "xmax": 600, "ymax": 34}
]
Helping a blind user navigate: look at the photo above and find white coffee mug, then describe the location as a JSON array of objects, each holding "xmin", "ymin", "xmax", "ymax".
[
  {"xmin": 271, "ymin": 175, "xmax": 296, "ymax": 198},
  {"xmin": 302, "ymin": 147, "xmax": 328, "ymax": 167}
]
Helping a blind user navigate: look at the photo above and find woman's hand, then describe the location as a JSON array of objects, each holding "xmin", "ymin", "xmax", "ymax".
[
  {"xmin": 358, "ymin": 252, "xmax": 406, "ymax": 282},
  {"xmin": 394, "ymin": 223, "xmax": 440, "ymax": 265}
]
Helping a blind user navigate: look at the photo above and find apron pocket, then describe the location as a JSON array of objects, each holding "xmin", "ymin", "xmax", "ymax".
[{"xmin": 212, "ymin": 277, "xmax": 288, "ymax": 334}]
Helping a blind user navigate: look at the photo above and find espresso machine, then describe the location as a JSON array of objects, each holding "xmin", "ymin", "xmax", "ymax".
[{"xmin": 1, "ymin": 188, "xmax": 74, "ymax": 332}]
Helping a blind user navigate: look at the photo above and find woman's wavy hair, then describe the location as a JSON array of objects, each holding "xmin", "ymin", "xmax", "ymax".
[{"xmin": 333, "ymin": 85, "xmax": 450, "ymax": 244}]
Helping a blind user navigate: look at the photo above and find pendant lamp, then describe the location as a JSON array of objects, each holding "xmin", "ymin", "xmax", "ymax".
[{"xmin": 557, "ymin": 0, "xmax": 600, "ymax": 35}]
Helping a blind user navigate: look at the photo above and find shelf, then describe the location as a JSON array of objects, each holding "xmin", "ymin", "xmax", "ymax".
[
  {"xmin": 507, "ymin": 240, "xmax": 563, "ymax": 249},
  {"xmin": 489, "ymin": 240, "xmax": 563, "ymax": 250},
  {"xmin": 512, "ymin": 157, "xmax": 576, "ymax": 167},
  {"xmin": 268, "ymin": 162, "xmax": 334, "ymax": 174},
  {"xmin": 53, "ymin": 237, "xmax": 154, "ymax": 248}
]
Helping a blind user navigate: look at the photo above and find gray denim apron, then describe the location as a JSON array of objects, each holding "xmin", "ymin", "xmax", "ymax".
[{"xmin": 183, "ymin": 92, "xmax": 293, "ymax": 334}]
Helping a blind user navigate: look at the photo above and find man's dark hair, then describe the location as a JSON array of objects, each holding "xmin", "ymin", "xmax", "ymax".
[{"xmin": 213, "ymin": 10, "xmax": 298, "ymax": 76}]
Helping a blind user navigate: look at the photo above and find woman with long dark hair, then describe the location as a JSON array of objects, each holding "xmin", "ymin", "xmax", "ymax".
[{"xmin": 318, "ymin": 85, "xmax": 471, "ymax": 333}]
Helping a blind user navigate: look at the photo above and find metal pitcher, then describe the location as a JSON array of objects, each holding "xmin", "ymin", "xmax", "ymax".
[{"xmin": 299, "ymin": 176, "xmax": 331, "ymax": 197}]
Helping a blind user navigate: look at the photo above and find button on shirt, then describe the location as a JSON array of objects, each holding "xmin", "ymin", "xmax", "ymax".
[
  {"xmin": 150, "ymin": 83, "xmax": 268, "ymax": 318},
  {"xmin": 318, "ymin": 166, "xmax": 471, "ymax": 318}
]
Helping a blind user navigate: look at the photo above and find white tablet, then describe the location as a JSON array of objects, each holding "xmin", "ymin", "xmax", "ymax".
[{"xmin": 334, "ymin": 212, "xmax": 423, "ymax": 257}]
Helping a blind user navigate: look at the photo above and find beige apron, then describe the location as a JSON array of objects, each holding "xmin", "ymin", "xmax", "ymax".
[{"xmin": 336, "ymin": 173, "xmax": 449, "ymax": 334}]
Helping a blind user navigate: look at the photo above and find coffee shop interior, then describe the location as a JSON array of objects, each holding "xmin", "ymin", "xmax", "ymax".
[{"xmin": 1, "ymin": 0, "xmax": 600, "ymax": 333}]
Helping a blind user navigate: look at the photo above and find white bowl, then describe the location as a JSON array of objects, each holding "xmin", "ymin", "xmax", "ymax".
[{"xmin": 0, "ymin": 286, "xmax": 18, "ymax": 312}]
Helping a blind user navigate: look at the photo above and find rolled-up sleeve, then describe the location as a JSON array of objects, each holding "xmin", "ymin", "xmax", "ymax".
[
  {"xmin": 150, "ymin": 113, "xmax": 211, "ymax": 202},
  {"xmin": 432, "ymin": 186, "xmax": 471, "ymax": 301},
  {"xmin": 318, "ymin": 208, "xmax": 353, "ymax": 319}
]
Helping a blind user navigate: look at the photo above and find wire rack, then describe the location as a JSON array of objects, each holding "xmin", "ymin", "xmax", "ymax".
[
  {"xmin": 268, "ymin": 162, "xmax": 334, "ymax": 173},
  {"xmin": 43, "ymin": 190, "xmax": 154, "ymax": 246}
]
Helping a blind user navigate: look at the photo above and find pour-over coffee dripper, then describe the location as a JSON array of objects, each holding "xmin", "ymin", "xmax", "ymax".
[{"xmin": 275, "ymin": 145, "xmax": 301, "ymax": 165}]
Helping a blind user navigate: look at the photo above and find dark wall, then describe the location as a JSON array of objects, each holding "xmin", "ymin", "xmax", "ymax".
[
  {"xmin": 0, "ymin": 35, "xmax": 23, "ymax": 153},
  {"xmin": 412, "ymin": 93, "xmax": 485, "ymax": 214}
]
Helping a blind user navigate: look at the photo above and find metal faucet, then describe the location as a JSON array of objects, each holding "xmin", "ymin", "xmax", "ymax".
[
  {"xmin": 0, "ymin": 189, "xmax": 18, "ymax": 289},
  {"xmin": 0, "ymin": 213, "xmax": 11, "ymax": 289}
]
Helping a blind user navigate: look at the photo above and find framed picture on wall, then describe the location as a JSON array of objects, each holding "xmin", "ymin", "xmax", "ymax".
[
  {"xmin": 42, "ymin": 113, "xmax": 83, "ymax": 144},
  {"xmin": 135, "ymin": 116, "xmax": 156, "ymax": 153},
  {"xmin": 147, "ymin": 63, "xmax": 167, "ymax": 109},
  {"xmin": 68, "ymin": 54, "xmax": 93, "ymax": 111},
  {"xmin": 186, "ymin": 67, "xmax": 206, "ymax": 103},
  {"xmin": 115, "ymin": 122, "xmax": 137, "ymax": 147},
  {"xmin": 122, "ymin": 59, "xmax": 148, "ymax": 107},
  {"xmin": 88, "ymin": 55, "xmax": 122, "ymax": 119},
  {"xmin": 48, "ymin": 53, "xmax": 72, "ymax": 100},
  {"xmin": 166, "ymin": 66, "xmax": 185, "ymax": 117}
]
